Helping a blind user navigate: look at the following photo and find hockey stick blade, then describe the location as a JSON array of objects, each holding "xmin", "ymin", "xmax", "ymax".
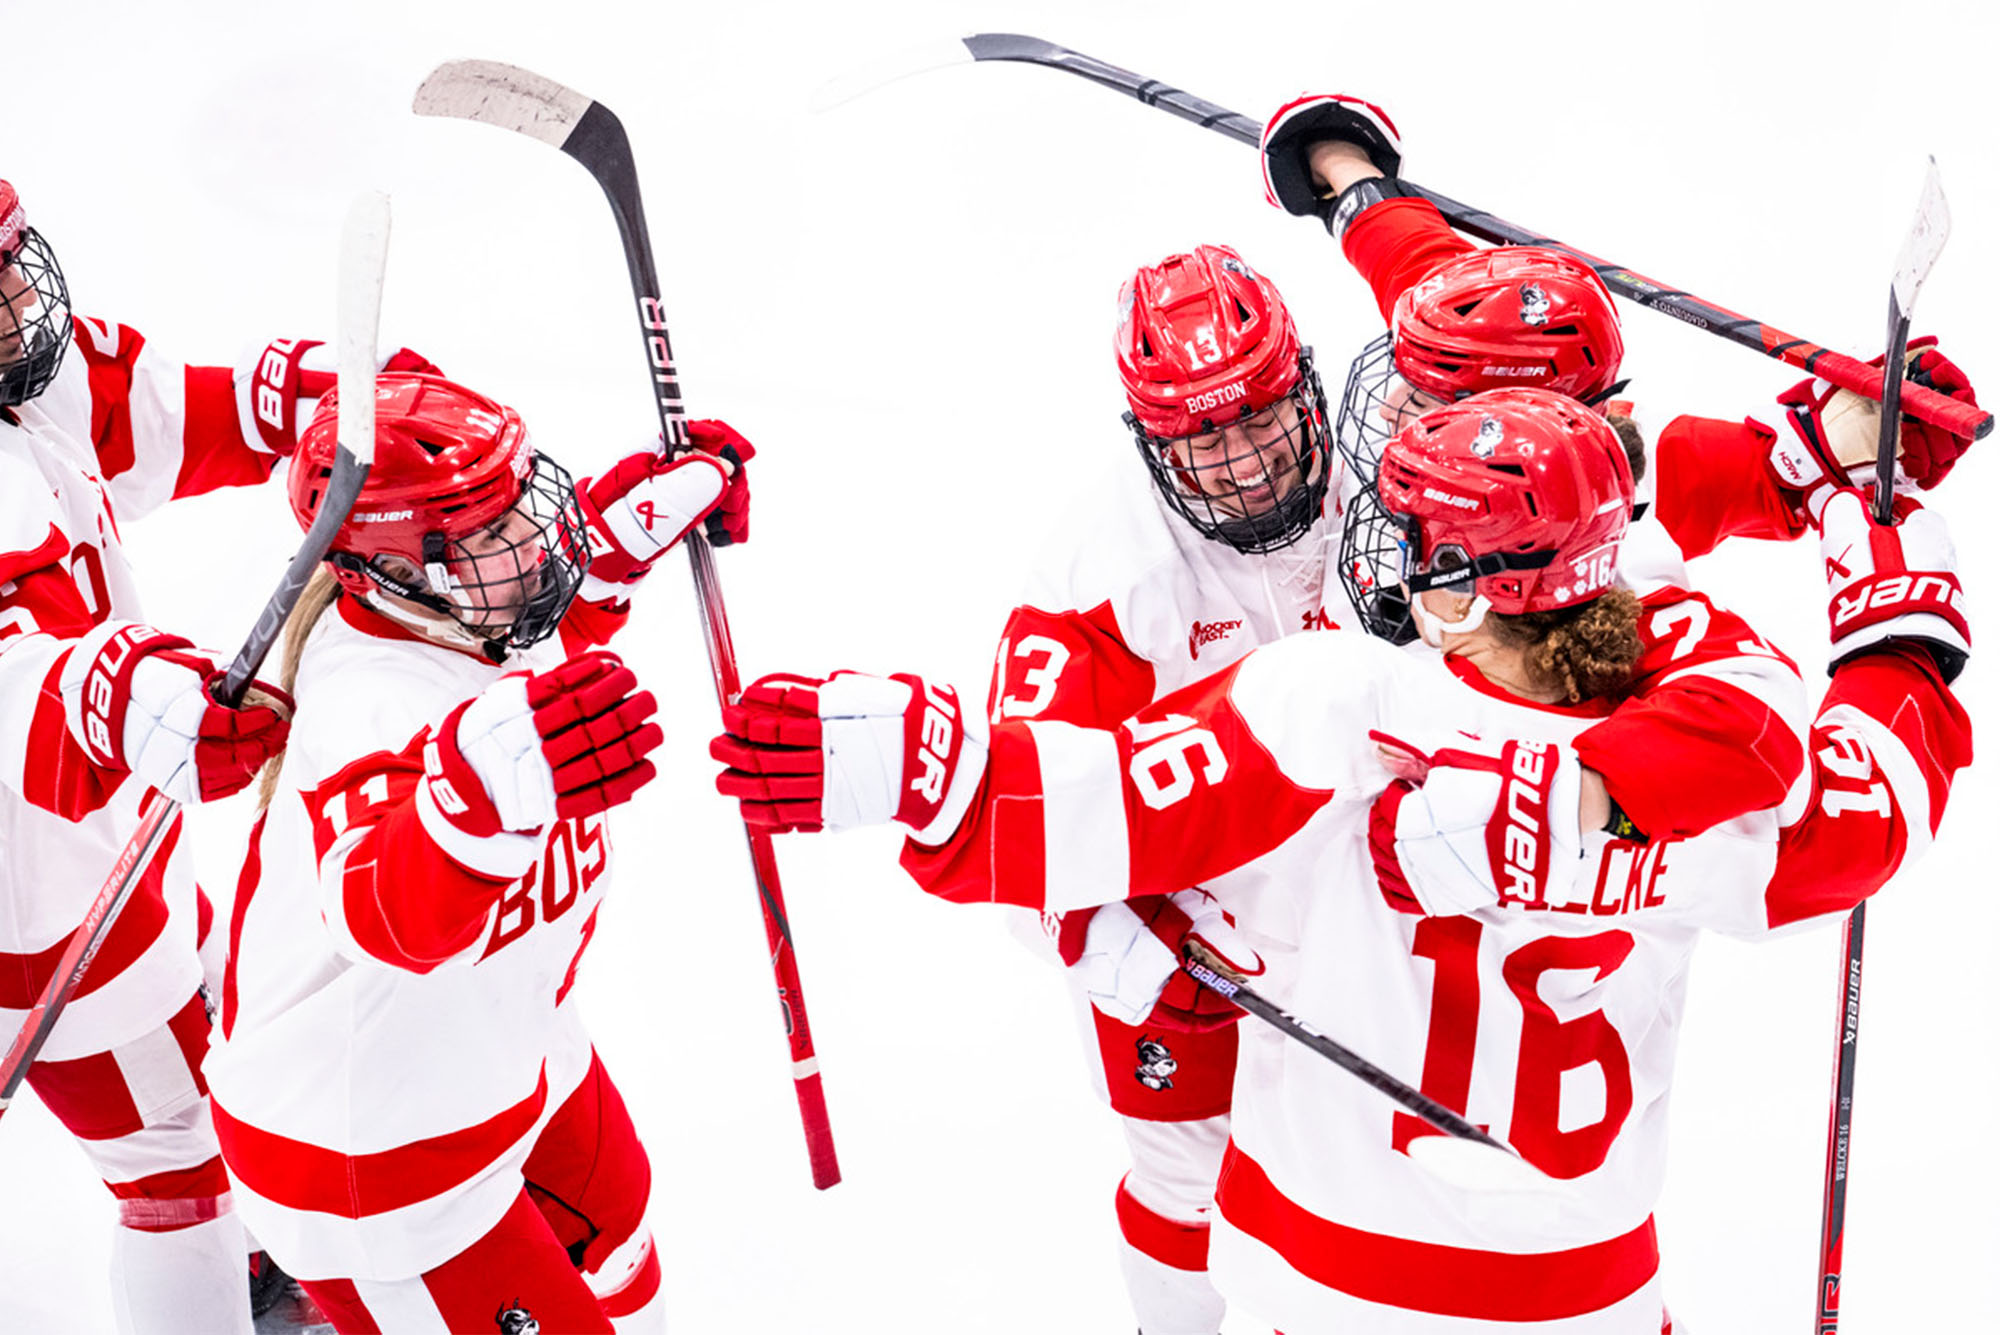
[
  {"xmin": 220, "ymin": 190, "xmax": 387, "ymax": 704},
  {"xmin": 413, "ymin": 62, "xmax": 840, "ymax": 1189},
  {"xmin": 807, "ymin": 37, "xmax": 977, "ymax": 113},
  {"xmin": 1893, "ymin": 158, "xmax": 1950, "ymax": 316},
  {"xmin": 1872, "ymin": 159, "xmax": 1950, "ymax": 522},
  {"xmin": 3, "ymin": 192, "xmax": 388, "ymax": 1111},
  {"xmin": 415, "ymin": 62, "xmax": 685, "ymax": 449},
  {"xmin": 1181, "ymin": 943, "xmax": 1554, "ymax": 1196},
  {"xmin": 903, "ymin": 33, "xmax": 1989, "ymax": 442}
]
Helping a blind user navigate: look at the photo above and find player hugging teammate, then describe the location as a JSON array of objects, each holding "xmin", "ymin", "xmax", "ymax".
[{"xmin": 713, "ymin": 96, "xmax": 1977, "ymax": 1335}]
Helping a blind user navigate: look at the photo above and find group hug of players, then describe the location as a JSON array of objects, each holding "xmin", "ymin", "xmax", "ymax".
[{"xmin": 0, "ymin": 90, "xmax": 1978, "ymax": 1335}]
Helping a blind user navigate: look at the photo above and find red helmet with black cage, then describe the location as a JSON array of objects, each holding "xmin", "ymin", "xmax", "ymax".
[
  {"xmin": 1334, "ymin": 247, "xmax": 1625, "ymax": 480},
  {"xmin": 1116, "ymin": 244, "xmax": 1333, "ymax": 554},
  {"xmin": 289, "ymin": 373, "xmax": 589, "ymax": 655},
  {"xmin": 1339, "ymin": 387, "xmax": 1634, "ymax": 642}
]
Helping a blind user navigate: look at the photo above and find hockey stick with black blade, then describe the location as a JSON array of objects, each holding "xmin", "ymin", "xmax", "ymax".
[
  {"xmin": 814, "ymin": 32, "xmax": 1990, "ymax": 445},
  {"xmin": 1181, "ymin": 941, "xmax": 1552, "ymax": 1194},
  {"xmin": 0, "ymin": 191, "xmax": 389, "ymax": 1115},
  {"xmin": 1813, "ymin": 158, "xmax": 1950, "ymax": 1335},
  {"xmin": 412, "ymin": 60, "xmax": 841, "ymax": 1190}
]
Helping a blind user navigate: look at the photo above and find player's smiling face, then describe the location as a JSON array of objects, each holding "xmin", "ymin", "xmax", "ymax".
[{"xmin": 1169, "ymin": 396, "xmax": 1311, "ymax": 518}]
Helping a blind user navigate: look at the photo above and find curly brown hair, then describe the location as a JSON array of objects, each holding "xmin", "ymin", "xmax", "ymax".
[
  {"xmin": 1606, "ymin": 411, "xmax": 1647, "ymax": 486},
  {"xmin": 1487, "ymin": 588, "xmax": 1644, "ymax": 703}
]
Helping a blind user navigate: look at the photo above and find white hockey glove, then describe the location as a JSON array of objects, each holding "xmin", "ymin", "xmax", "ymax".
[
  {"xmin": 1369, "ymin": 729, "xmax": 1585, "ymax": 916},
  {"xmin": 577, "ymin": 420, "xmax": 755, "ymax": 600},
  {"xmin": 58, "ymin": 621, "xmax": 292, "ymax": 805},
  {"xmin": 240, "ymin": 338, "xmax": 440, "ymax": 456},
  {"xmin": 420, "ymin": 651, "xmax": 661, "ymax": 877},
  {"xmin": 1055, "ymin": 891, "xmax": 1261, "ymax": 1033},
  {"xmin": 712, "ymin": 670, "xmax": 987, "ymax": 843},
  {"xmin": 1814, "ymin": 487, "xmax": 1969, "ymax": 682}
]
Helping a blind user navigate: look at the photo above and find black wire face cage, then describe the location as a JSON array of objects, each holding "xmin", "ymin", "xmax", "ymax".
[
  {"xmin": 357, "ymin": 453, "xmax": 590, "ymax": 658},
  {"xmin": 1127, "ymin": 350, "xmax": 1333, "ymax": 555},
  {"xmin": 1337, "ymin": 477, "xmax": 1420, "ymax": 644},
  {"xmin": 1334, "ymin": 332, "xmax": 1449, "ymax": 481},
  {"xmin": 0, "ymin": 228, "xmax": 74, "ymax": 407}
]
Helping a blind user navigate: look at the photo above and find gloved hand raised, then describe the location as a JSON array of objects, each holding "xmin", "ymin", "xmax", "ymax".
[{"xmin": 59, "ymin": 622, "xmax": 293, "ymax": 805}]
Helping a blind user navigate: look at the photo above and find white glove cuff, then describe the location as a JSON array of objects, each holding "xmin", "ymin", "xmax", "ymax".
[
  {"xmin": 1074, "ymin": 901, "xmax": 1177, "ymax": 1026},
  {"xmin": 818, "ymin": 673, "xmax": 915, "ymax": 831},
  {"xmin": 123, "ymin": 656, "xmax": 210, "ymax": 804},
  {"xmin": 452, "ymin": 677, "xmax": 558, "ymax": 833},
  {"xmin": 606, "ymin": 455, "xmax": 727, "ymax": 561}
]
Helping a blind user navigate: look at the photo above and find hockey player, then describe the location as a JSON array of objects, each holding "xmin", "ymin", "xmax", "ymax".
[
  {"xmin": 1254, "ymin": 92, "xmax": 1980, "ymax": 559},
  {"xmin": 0, "ymin": 177, "xmax": 376, "ymax": 1334},
  {"xmin": 205, "ymin": 372, "xmax": 751, "ymax": 1333},
  {"xmin": 979, "ymin": 242, "xmax": 1354, "ymax": 1333},
  {"xmin": 714, "ymin": 386, "xmax": 1971, "ymax": 1331}
]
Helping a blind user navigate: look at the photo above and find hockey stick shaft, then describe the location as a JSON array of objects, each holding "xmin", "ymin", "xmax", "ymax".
[
  {"xmin": 953, "ymin": 34, "xmax": 1990, "ymax": 443},
  {"xmin": 414, "ymin": 62, "xmax": 840, "ymax": 1189},
  {"xmin": 1181, "ymin": 942, "xmax": 1510, "ymax": 1153},
  {"xmin": 1, "ymin": 193, "xmax": 388, "ymax": 1112},
  {"xmin": 1813, "ymin": 161, "xmax": 1948, "ymax": 1331}
]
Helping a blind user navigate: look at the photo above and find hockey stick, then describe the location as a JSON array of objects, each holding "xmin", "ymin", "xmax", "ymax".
[
  {"xmin": 413, "ymin": 61, "xmax": 841, "ymax": 1191},
  {"xmin": 814, "ymin": 33, "xmax": 1990, "ymax": 444},
  {"xmin": 1813, "ymin": 159, "xmax": 1950, "ymax": 1335},
  {"xmin": 1181, "ymin": 941, "xmax": 1550, "ymax": 1193},
  {"xmin": 0, "ymin": 191, "xmax": 388, "ymax": 1115}
]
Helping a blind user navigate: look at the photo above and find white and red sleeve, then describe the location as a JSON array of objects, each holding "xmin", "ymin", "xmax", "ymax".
[
  {"xmin": 1339, "ymin": 196, "xmax": 1477, "ymax": 325},
  {"xmin": 300, "ymin": 737, "xmax": 523, "ymax": 973},
  {"xmin": 39, "ymin": 317, "xmax": 290, "ymax": 523},
  {"xmin": 903, "ymin": 650, "xmax": 1347, "ymax": 912},
  {"xmin": 1572, "ymin": 588, "xmax": 1809, "ymax": 840},
  {"xmin": 1762, "ymin": 645, "xmax": 1973, "ymax": 929},
  {"xmin": 0, "ymin": 513, "xmax": 128, "ymax": 818},
  {"xmin": 986, "ymin": 600, "xmax": 1160, "ymax": 729},
  {"xmin": 1652, "ymin": 413, "xmax": 1807, "ymax": 559}
]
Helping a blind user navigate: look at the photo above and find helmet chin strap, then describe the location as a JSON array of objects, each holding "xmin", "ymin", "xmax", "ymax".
[
  {"xmin": 358, "ymin": 589, "xmax": 503, "ymax": 658},
  {"xmin": 1412, "ymin": 590, "xmax": 1491, "ymax": 646}
]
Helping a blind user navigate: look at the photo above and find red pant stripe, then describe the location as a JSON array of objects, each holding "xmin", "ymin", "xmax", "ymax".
[
  {"xmin": 1216, "ymin": 1141, "xmax": 1657, "ymax": 1321},
  {"xmin": 1116, "ymin": 1175, "xmax": 1210, "ymax": 1272}
]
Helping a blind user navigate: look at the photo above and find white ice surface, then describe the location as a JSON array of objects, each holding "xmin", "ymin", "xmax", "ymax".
[{"xmin": 3, "ymin": 2, "xmax": 1995, "ymax": 1332}]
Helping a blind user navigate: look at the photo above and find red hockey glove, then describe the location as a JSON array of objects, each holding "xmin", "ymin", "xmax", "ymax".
[
  {"xmin": 1770, "ymin": 336, "xmax": 1979, "ymax": 499},
  {"xmin": 420, "ymin": 651, "xmax": 661, "ymax": 872},
  {"xmin": 1055, "ymin": 891, "xmax": 1260, "ymax": 1033},
  {"xmin": 243, "ymin": 338, "xmax": 442, "ymax": 457},
  {"xmin": 577, "ymin": 420, "xmax": 756, "ymax": 593},
  {"xmin": 689, "ymin": 418, "xmax": 755, "ymax": 547},
  {"xmin": 58, "ymin": 621, "xmax": 293, "ymax": 805},
  {"xmin": 711, "ymin": 670, "xmax": 986, "ymax": 841},
  {"xmin": 1260, "ymin": 92, "xmax": 1403, "ymax": 219},
  {"xmin": 1814, "ymin": 487, "xmax": 1969, "ymax": 682},
  {"xmin": 1368, "ymin": 730, "xmax": 1584, "ymax": 915}
]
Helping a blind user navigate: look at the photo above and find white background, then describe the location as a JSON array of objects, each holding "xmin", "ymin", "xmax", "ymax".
[{"xmin": 3, "ymin": 1, "xmax": 1994, "ymax": 1331}]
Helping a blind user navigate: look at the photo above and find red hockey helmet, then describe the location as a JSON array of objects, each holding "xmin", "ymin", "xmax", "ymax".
[
  {"xmin": 1116, "ymin": 244, "xmax": 1332, "ymax": 553},
  {"xmin": 0, "ymin": 180, "xmax": 74, "ymax": 407},
  {"xmin": 1339, "ymin": 387, "xmax": 1634, "ymax": 642},
  {"xmin": 1393, "ymin": 247, "xmax": 1625, "ymax": 403},
  {"xmin": 289, "ymin": 373, "xmax": 589, "ymax": 654}
]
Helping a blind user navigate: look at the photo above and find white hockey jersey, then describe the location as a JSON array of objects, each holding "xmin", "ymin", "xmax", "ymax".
[
  {"xmin": 205, "ymin": 598, "xmax": 616, "ymax": 1282},
  {"xmin": 988, "ymin": 448, "xmax": 1359, "ymax": 735},
  {"xmin": 0, "ymin": 318, "xmax": 290, "ymax": 1059}
]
